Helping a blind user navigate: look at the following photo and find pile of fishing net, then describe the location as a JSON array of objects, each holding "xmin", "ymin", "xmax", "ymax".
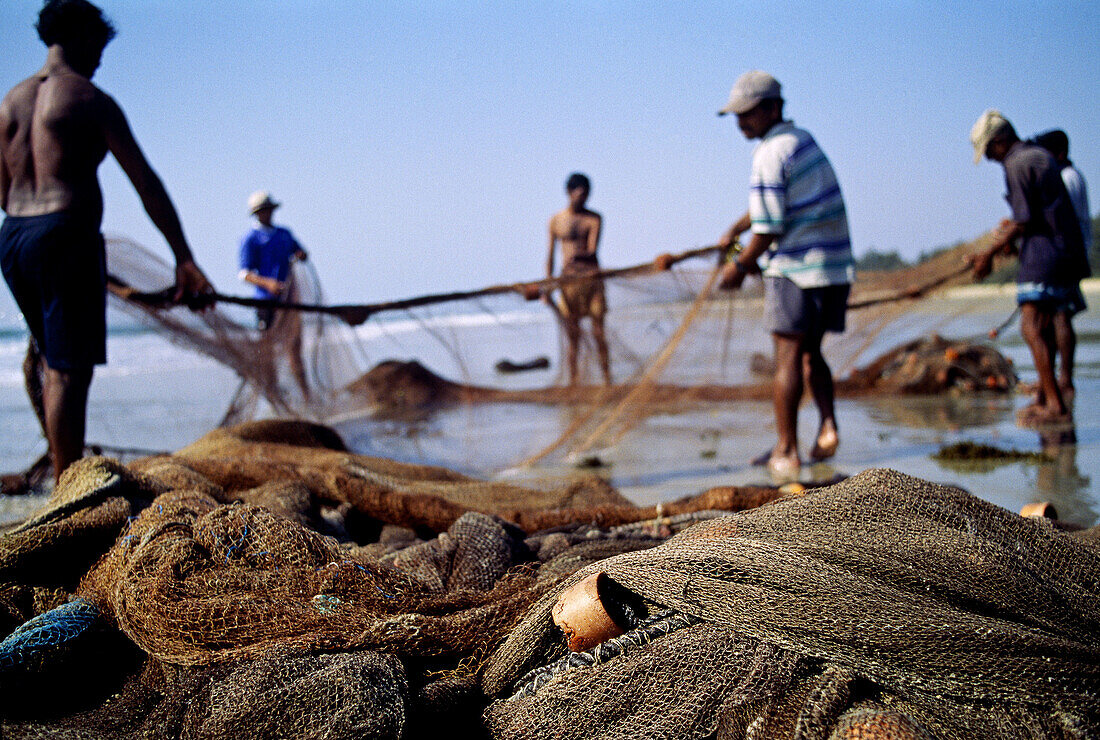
[
  {"xmin": 0, "ymin": 420, "xmax": 777, "ymax": 737},
  {"xmin": 346, "ymin": 332, "xmax": 1017, "ymax": 416},
  {"xmin": 484, "ymin": 468, "xmax": 1100, "ymax": 739},
  {"xmin": 0, "ymin": 421, "xmax": 1095, "ymax": 738},
  {"xmin": 838, "ymin": 333, "xmax": 1017, "ymax": 395}
]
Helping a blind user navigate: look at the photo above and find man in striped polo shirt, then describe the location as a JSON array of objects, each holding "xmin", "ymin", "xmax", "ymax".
[{"xmin": 715, "ymin": 70, "xmax": 855, "ymax": 477}]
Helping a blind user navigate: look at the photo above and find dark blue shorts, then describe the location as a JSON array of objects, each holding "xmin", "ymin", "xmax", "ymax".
[
  {"xmin": 763, "ymin": 276, "xmax": 849, "ymax": 336},
  {"xmin": 0, "ymin": 212, "xmax": 106, "ymax": 370}
]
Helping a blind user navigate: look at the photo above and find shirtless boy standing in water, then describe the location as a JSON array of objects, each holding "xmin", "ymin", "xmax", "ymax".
[
  {"xmin": 546, "ymin": 173, "xmax": 611, "ymax": 385},
  {"xmin": 0, "ymin": 0, "xmax": 211, "ymax": 481}
]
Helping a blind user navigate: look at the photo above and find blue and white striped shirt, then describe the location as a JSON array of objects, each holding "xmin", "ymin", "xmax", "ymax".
[{"xmin": 749, "ymin": 121, "xmax": 855, "ymax": 288}]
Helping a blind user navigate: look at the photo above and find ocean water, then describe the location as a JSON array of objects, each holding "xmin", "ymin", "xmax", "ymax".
[{"xmin": 2, "ymin": 284, "xmax": 1100, "ymax": 527}]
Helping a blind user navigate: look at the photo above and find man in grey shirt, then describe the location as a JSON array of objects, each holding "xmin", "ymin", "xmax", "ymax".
[{"xmin": 970, "ymin": 111, "xmax": 1083, "ymax": 426}]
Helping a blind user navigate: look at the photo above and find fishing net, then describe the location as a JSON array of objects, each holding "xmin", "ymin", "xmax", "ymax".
[
  {"xmin": 483, "ymin": 467, "xmax": 1100, "ymax": 739},
  {"xmin": 98, "ymin": 230, "xmax": 1011, "ymax": 483},
  {"xmin": 0, "ymin": 422, "xmax": 759, "ymax": 737},
  {"xmin": 0, "ymin": 224, "xmax": 1085, "ymax": 739},
  {"xmin": 104, "ymin": 235, "xmax": 367, "ymax": 425},
  {"xmin": 0, "ymin": 439, "xmax": 1094, "ymax": 738}
]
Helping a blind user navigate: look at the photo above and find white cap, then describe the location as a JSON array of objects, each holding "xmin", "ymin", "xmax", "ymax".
[
  {"xmin": 718, "ymin": 70, "xmax": 782, "ymax": 116},
  {"xmin": 969, "ymin": 110, "xmax": 1011, "ymax": 164},
  {"xmin": 247, "ymin": 190, "xmax": 280, "ymax": 215}
]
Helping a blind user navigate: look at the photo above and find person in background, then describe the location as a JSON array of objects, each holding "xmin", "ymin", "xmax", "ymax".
[
  {"xmin": 715, "ymin": 70, "xmax": 855, "ymax": 477},
  {"xmin": 0, "ymin": 0, "xmax": 212, "ymax": 482},
  {"xmin": 1034, "ymin": 128, "xmax": 1091, "ymax": 399},
  {"xmin": 239, "ymin": 191, "xmax": 308, "ymax": 330},
  {"xmin": 238, "ymin": 190, "xmax": 311, "ymax": 400},
  {"xmin": 969, "ymin": 111, "xmax": 1083, "ymax": 426},
  {"xmin": 546, "ymin": 173, "xmax": 611, "ymax": 385}
]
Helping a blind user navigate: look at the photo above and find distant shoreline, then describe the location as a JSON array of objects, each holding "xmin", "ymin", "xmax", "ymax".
[
  {"xmin": 0, "ymin": 324, "xmax": 156, "ymax": 342},
  {"xmin": 1, "ymin": 277, "xmax": 1097, "ymax": 341}
]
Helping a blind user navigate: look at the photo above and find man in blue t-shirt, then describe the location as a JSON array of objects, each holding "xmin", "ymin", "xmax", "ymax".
[
  {"xmin": 969, "ymin": 111, "xmax": 1084, "ymax": 427},
  {"xmin": 238, "ymin": 190, "xmax": 311, "ymax": 400},
  {"xmin": 239, "ymin": 190, "xmax": 307, "ymax": 330}
]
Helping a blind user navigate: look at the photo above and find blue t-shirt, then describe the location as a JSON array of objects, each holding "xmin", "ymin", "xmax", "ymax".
[
  {"xmin": 1002, "ymin": 142, "xmax": 1087, "ymax": 287},
  {"xmin": 238, "ymin": 225, "xmax": 303, "ymax": 299}
]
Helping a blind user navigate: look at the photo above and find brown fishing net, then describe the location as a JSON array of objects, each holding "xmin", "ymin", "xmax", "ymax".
[
  {"xmin": 1, "ymin": 229, "xmax": 1061, "ymax": 737},
  {"xmin": 126, "ymin": 420, "xmax": 781, "ymax": 534},
  {"xmin": 0, "ymin": 421, "xmax": 1094, "ymax": 738},
  {"xmin": 0, "ymin": 420, "xmax": 748, "ymax": 738},
  {"xmin": 104, "ymin": 235, "xmax": 365, "ymax": 424},
  {"xmin": 97, "ymin": 231, "xmax": 1009, "ymax": 479}
]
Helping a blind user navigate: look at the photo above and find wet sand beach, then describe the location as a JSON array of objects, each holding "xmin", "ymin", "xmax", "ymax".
[{"xmin": 3, "ymin": 281, "xmax": 1100, "ymax": 526}]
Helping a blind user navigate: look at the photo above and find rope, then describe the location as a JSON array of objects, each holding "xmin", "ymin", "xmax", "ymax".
[
  {"xmin": 846, "ymin": 262, "xmax": 973, "ymax": 310},
  {"xmin": 108, "ymin": 244, "xmax": 726, "ymax": 327},
  {"xmin": 110, "ymin": 239, "xmax": 978, "ymax": 329},
  {"xmin": 567, "ymin": 263, "xmax": 725, "ymax": 456}
]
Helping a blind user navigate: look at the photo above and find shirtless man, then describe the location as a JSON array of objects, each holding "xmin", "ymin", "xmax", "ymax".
[
  {"xmin": 0, "ymin": 0, "xmax": 212, "ymax": 481},
  {"xmin": 546, "ymin": 173, "xmax": 610, "ymax": 385}
]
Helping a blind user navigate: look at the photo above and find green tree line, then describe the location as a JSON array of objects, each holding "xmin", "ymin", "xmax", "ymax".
[{"xmin": 855, "ymin": 213, "xmax": 1100, "ymax": 275}]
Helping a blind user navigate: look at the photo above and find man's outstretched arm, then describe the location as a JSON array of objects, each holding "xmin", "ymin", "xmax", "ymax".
[
  {"xmin": 99, "ymin": 92, "xmax": 211, "ymax": 300},
  {"xmin": 241, "ymin": 270, "xmax": 285, "ymax": 296},
  {"xmin": 720, "ymin": 231, "xmax": 775, "ymax": 289},
  {"xmin": 970, "ymin": 218, "xmax": 1023, "ymax": 281},
  {"xmin": 718, "ymin": 211, "xmax": 752, "ymax": 249}
]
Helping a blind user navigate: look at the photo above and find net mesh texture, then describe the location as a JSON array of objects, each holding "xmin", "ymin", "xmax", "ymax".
[
  {"xmin": 98, "ymin": 232, "xmax": 1014, "ymax": 477},
  {"xmin": 0, "ymin": 437, "xmax": 1094, "ymax": 738}
]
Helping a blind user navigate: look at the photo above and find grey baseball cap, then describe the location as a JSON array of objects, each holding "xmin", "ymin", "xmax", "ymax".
[{"xmin": 718, "ymin": 70, "xmax": 782, "ymax": 116}]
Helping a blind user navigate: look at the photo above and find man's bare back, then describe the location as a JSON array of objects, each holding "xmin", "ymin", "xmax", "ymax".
[
  {"xmin": 0, "ymin": 67, "xmax": 111, "ymax": 219},
  {"xmin": 2, "ymin": 43, "xmax": 209, "ymax": 296}
]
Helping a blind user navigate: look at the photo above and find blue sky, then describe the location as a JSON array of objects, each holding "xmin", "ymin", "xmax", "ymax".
[{"xmin": 0, "ymin": 0, "xmax": 1097, "ymax": 309}]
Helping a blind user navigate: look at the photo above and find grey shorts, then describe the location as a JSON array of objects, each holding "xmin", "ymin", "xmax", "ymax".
[{"xmin": 763, "ymin": 276, "xmax": 849, "ymax": 336}]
